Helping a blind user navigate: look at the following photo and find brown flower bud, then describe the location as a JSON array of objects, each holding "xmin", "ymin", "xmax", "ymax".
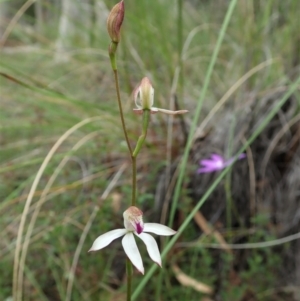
[{"xmin": 107, "ymin": 0, "xmax": 125, "ymax": 43}]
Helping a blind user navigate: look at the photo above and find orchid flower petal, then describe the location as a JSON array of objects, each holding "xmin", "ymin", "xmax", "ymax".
[
  {"xmin": 89, "ymin": 229, "xmax": 127, "ymax": 252},
  {"xmin": 224, "ymin": 153, "xmax": 246, "ymax": 167},
  {"xmin": 223, "ymin": 158, "xmax": 235, "ymax": 167},
  {"xmin": 122, "ymin": 233, "xmax": 144, "ymax": 274},
  {"xmin": 144, "ymin": 223, "xmax": 176, "ymax": 236},
  {"xmin": 156, "ymin": 108, "xmax": 188, "ymax": 115},
  {"xmin": 133, "ymin": 85, "xmax": 142, "ymax": 108},
  {"xmin": 210, "ymin": 154, "xmax": 224, "ymax": 162},
  {"xmin": 150, "ymin": 107, "xmax": 159, "ymax": 114},
  {"xmin": 238, "ymin": 153, "xmax": 247, "ymax": 159},
  {"xmin": 149, "ymin": 86, "xmax": 154, "ymax": 107},
  {"xmin": 137, "ymin": 233, "xmax": 162, "ymax": 267},
  {"xmin": 133, "ymin": 108, "xmax": 143, "ymax": 115},
  {"xmin": 200, "ymin": 159, "xmax": 218, "ymax": 167},
  {"xmin": 197, "ymin": 167, "xmax": 216, "ymax": 174},
  {"xmin": 198, "ymin": 153, "xmax": 246, "ymax": 174}
]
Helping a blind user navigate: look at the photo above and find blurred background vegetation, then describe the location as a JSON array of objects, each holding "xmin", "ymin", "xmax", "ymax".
[{"xmin": 0, "ymin": 0, "xmax": 299, "ymax": 300}]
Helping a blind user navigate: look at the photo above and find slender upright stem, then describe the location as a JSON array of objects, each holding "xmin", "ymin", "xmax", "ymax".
[
  {"xmin": 132, "ymin": 156, "xmax": 137, "ymax": 206},
  {"xmin": 108, "ymin": 37, "xmax": 150, "ymax": 301},
  {"xmin": 109, "ymin": 42, "xmax": 133, "ymax": 156},
  {"xmin": 109, "ymin": 42, "xmax": 118, "ymax": 71},
  {"xmin": 132, "ymin": 110, "xmax": 150, "ymax": 157},
  {"xmin": 131, "ymin": 110, "xmax": 150, "ymax": 206},
  {"xmin": 113, "ymin": 69, "xmax": 133, "ymax": 155},
  {"xmin": 126, "ymin": 259, "xmax": 132, "ymax": 301},
  {"xmin": 108, "ymin": 39, "xmax": 135, "ymax": 301}
]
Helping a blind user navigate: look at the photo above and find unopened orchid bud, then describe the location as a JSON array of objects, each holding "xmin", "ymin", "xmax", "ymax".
[
  {"xmin": 123, "ymin": 206, "xmax": 144, "ymax": 234},
  {"xmin": 107, "ymin": 0, "xmax": 125, "ymax": 43},
  {"xmin": 133, "ymin": 77, "xmax": 154, "ymax": 114},
  {"xmin": 133, "ymin": 77, "xmax": 189, "ymax": 115},
  {"xmin": 139, "ymin": 77, "xmax": 154, "ymax": 110}
]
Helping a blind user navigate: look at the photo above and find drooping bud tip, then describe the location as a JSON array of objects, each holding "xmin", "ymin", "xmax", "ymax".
[{"xmin": 107, "ymin": 0, "xmax": 125, "ymax": 43}]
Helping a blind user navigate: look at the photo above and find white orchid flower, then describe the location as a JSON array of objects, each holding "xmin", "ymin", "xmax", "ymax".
[
  {"xmin": 89, "ymin": 206, "xmax": 176, "ymax": 274},
  {"xmin": 133, "ymin": 77, "xmax": 188, "ymax": 115}
]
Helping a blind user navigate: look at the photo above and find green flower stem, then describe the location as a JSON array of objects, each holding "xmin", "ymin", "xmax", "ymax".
[
  {"xmin": 112, "ymin": 69, "xmax": 133, "ymax": 156},
  {"xmin": 133, "ymin": 110, "xmax": 150, "ymax": 158},
  {"xmin": 109, "ymin": 40, "xmax": 132, "ymax": 156},
  {"xmin": 126, "ymin": 259, "xmax": 132, "ymax": 301},
  {"xmin": 131, "ymin": 156, "xmax": 137, "ymax": 206},
  {"xmin": 131, "ymin": 110, "xmax": 151, "ymax": 206},
  {"xmin": 109, "ymin": 42, "xmax": 118, "ymax": 71}
]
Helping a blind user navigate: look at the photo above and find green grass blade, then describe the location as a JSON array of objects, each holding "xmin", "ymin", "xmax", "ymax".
[{"xmin": 168, "ymin": 0, "xmax": 238, "ymax": 228}]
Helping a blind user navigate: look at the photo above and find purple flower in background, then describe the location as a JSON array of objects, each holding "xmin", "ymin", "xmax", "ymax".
[{"xmin": 197, "ymin": 153, "xmax": 246, "ymax": 174}]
